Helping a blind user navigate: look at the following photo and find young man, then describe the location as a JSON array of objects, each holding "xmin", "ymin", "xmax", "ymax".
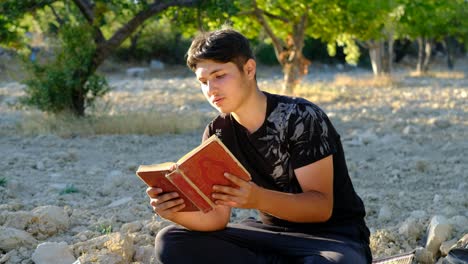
[{"xmin": 146, "ymin": 28, "xmax": 372, "ymax": 263}]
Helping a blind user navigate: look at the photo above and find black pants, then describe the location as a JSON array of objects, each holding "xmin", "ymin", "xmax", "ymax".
[{"xmin": 155, "ymin": 219, "xmax": 371, "ymax": 264}]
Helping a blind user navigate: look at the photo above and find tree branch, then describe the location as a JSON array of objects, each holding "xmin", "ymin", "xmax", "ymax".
[
  {"xmin": 252, "ymin": 0, "xmax": 284, "ymax": 63},
  {"xmin": 94, "ymin": 0, "xmax": 196, "ymax": 67},
  {"xmin": 71, "ymin": 0, "xmax": 94, "ymax": 23},
  {"xmin": 47, "ymin": 4, "xmax": 64, "ymax": 26},
  {"xmin": 261, "ymin": 9, "xmax": 290, "ymax": 23}
]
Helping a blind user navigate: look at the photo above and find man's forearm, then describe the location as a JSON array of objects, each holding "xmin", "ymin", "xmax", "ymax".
[
  {"xmin": 165, "ymin": 206, "xmax": 231, "ymax": 231},
  {"xmin": 256, "ymin": 187, "xmax": 333, "ymax": 223}
]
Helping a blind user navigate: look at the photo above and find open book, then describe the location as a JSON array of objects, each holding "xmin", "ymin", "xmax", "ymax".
[{"xmin": 136, "ymin": 135, "xmax": 251, "ymax": 213}]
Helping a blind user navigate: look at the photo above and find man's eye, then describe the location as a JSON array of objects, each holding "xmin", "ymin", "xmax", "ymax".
[{"xmin": 216, "ymin": 74, "xmax": 225, "ymax": 79}]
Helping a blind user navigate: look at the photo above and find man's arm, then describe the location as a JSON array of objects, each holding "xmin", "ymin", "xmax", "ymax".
[
  {"xmin": 147, "ymin": 187, "xmax": 231, "ymax": 231},
  {"xmin": 213, "ymin": 155, "xmax": 333, "ymax": 223}
]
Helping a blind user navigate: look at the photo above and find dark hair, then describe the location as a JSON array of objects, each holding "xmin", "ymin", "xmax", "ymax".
[{"xmin": 186, "ymin": 28, "xmax": 255, "ymax": 72}]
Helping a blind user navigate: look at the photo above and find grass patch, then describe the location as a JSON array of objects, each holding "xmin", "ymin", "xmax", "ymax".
[
  {"xmin": 332, "ymin": 74, "xmax": 399, "ymax": 88},
  {"xmin": 409, "ymin": 71, "xmax": 465, "ymax": 79},
  {"xmin": 16, "ymin": 111, "xmax": 204, "ymax": 137},
  {"xmin": 59, "ymin": 184, "xmax": 79, "ymax": 195},
  {"xmin": 97, "ymin": 224, "xmax": 113, "ymax": 235},
  {"xmin": 0, "ymin": 177, "xmax": 7, "ymax": 187}
]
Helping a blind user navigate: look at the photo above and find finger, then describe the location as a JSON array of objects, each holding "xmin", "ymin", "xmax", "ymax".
[
  {"xmin": 223, "ymin": 172, "xmax": 248, "ymax": 186},
  {"xmin": 154, "ymin": 198, "xmax": 185, "ymax": 211},
  {"xmin": 212, "ymin": 185, "xmax": 241, "ymax": 195},
  {"xmin": 146, "ymin": 187, "xmax": 162, "ymax": 198},
  {"xmin": 215, "ymin": 199, "xmax": 237, "ymax": 207},
  {"xmin": 152, "ymin": 192, "xmax": 179, "ymax": 204},
  {"xmin": 212, "ymin": 193, "xmax": 241, "ymax": 203}
]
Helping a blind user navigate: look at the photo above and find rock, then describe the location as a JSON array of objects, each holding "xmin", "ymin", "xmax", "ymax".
[
  {"xmin": 0, "ymin": 227, "xmax": 38, "ymax": 251},
  {"xmin": 28, "ymin": 205, "xmax": 70, "ymax": 238},
  {"xmin": 440, "ymin": 239, "xmax": 457, "ymax": 256},
  {"xmin": 72, "ymin": 232, "xmax": 134, "ymax": 263},
  {"xmin": 410, "ymin": 210, "xmax": 427, "ymax": 220},
  {"xmin": 121, "ymin": 221, "xmax": 143, "ymax": 233},
  {"xmin": 107, "ymin": 197, "xmax": 132, "ymax": 208},
  {"xmin": 433, "ymin": 194, "xmax": 443, "ymax": 204},
  {"xmin": 32, "ymin": 242, "xmax": 76, "ymax": 264},
  {"xmin": 432, "ymin": 119, "xmax": 451, "ymax": 129},
  {"xmin": 414, "ymin": 247, "xmax": 434, "ymax": 264},
  {"xmin": 378, "ymin": 205, "xmax": 392, "ymax": 221},
  {"xmin": 3, "ymin": 211, "xmax": 35, "ymax": 230},
  {"xmin": 425, "ymin": 215, "xmax": 453, "ymax": 256},
  {"xmin": 134, "ymin": 245, "xmax": 156, "ymax": 263},
  {"xmin": 398, "ymin": 217, "xmax": 423, "ymax": 240},
  {"xmin": 150, "ymin": 60, "xmax": 165, "ymax": 70},
  {"xmin": 34, "ymin": 160, "xmax": 45, "ymax": 170},
  {"xmin": 449, "ymin": 215, "xmax": 468, "ymax": 231},
  {"xmin": 455, "ymin": 233, "xmax": 468, "ymax": 248},
  {"xmin": 126, "ymin": 67, "xmax": 148, "ymax": 78},
  {"xmin": 79, "ymin": 252, "xmax": 124, "ymax": 264}
]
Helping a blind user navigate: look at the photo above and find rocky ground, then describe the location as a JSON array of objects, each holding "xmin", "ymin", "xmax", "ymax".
[{"xmin": 0, "ymin": 59, "xmax": 467, "ymax": 263}]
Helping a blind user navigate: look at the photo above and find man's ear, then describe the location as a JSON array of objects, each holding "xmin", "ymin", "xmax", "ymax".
[{"xmin": 243, "ymin": 59, "xmax": 256, "ymax": 80}]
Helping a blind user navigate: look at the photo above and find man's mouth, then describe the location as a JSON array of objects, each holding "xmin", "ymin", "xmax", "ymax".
[{"xmin": 212, "ymin": 97, "xmax": 224, "ymax": 105}]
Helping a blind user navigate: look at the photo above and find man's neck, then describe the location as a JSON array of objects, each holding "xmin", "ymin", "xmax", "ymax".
[{"xmin": 232, "ymin": 88, "xmax": 267, "ymax": 134}]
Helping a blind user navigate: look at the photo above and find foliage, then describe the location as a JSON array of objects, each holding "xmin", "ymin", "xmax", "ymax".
[
  {"xmin": 59, "ymin": 184, "xmax": 79, "ymax": 195},
  {"xmin": 0, "ymin": 177, "xmax": 6, "ymax": 187},
  {"xmin": 398, "ymin": 0, "xmax": 468, "ymax": 44},
  {"xmin": 115, "ymin": 17, "xmax": 192, "ymax": 64},
  {"xmin": 21, "ymin": 24, "xmax": 109, "ymax": 114},
  {"xmin": 97, "ymin": 224, "xmax": 113, "ymax": 235}
]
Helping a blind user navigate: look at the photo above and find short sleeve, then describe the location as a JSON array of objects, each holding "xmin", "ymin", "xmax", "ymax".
[
  {"xmin": 202, "ymin": 124, "xmax": 211, "ymax": 142},
  {"xmin": 289, "ymin": 104, "xmax": 337, "ymax": 169}
]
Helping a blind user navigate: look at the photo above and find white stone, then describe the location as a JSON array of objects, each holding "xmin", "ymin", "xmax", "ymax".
[
  {"xmin": 0, "ymin": 227, "xmax": 38, "ymax": 251},
  {"xmin": 378, "ymin": 205, "xmax": 392, "ymax": 221},
  {"xmin": 32, "ymin": 242, "xmax": 76, "ymax": 264},
  {"xmin": 440, "ymin": 238, "xmax": 457, "ymax": 256},
  {"xmin": 414, "ymin": 247, "xmax": 434, "ymax": 264},
  {"xmin": 398, "ymin": 217, "xmax": 423, "ymax": 240},
  {"xmin": 134, "ymin": 245, "xmax": 156, "ymax": 263},
  {"xmin": 121, "ymin": 221, "xmax": 143, "ymax": 233},
  {"xmin": 35, "ymin": 160, "xmax": 45, "ymax": 170},
  {"xmin": 433, "ymin": 194, "xmax": 442, "ymax": 204},
  {"xmin": 410, "ymin": 210, "xmax": 427, "ymax": 220},
  {"xmin": 28, "ymin": 205, "xmax": 70, "ymax": 237},
  {"xmin": 150, "ymin": 60, "xmax": 165, "ymax": 70},
  {"xmin": 425, "ymin": 215, "xmax": 453, "ymax": 256},
  {"xmin": 449, "ymin": 215, "xmax": 468, "ymax": 231},
  {"xmin": 3, "ymin": 211, "xmax": 35, "ymax": 230},
  {"xmin": 107, "ymin": 197, "xmax": 133, "ymax": 208},
  {"xmin": 72, "ymin": 232, "xmax": 134, "ymax": 262},
  {"xmin": 126, "ymin": 67, "xmax": 148, "ymax": 77}
]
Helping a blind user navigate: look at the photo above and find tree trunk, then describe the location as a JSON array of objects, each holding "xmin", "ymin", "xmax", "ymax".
[
  {"xmin": 442, "ymin": 37, "xmax": 454, "ymax": 70},
  {"xmin": 422, "ymin": 40, "xmax": 432, "ymax": 72},
  {"xmin": 282, "ymin": 59, "xmax": 301, "ymax": 94},
  {"xmin": 387, "ymin": 33, "xmax": 394, "ymax": 74},
  {"xmin": 416, "ymin": 37, "xmax": 425, "ymax": 74},
  {"xmin": 368, "ymin": 41, "xmax": 383, "ymax": 75}
]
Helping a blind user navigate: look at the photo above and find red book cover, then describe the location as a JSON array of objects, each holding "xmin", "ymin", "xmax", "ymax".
[{"xmin": 136, "ymin": 135, "xmax": 251, "ymax": 213}]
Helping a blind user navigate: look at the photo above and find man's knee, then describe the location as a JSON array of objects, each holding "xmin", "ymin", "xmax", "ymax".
[{"xmin": 154, "ymin": 225, "xmax": 189, "ymax": 263}]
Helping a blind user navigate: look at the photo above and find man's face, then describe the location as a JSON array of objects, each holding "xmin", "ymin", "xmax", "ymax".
[{"xmin": 195, "ymin": 60, "xmax": 252, "ymax": 114}]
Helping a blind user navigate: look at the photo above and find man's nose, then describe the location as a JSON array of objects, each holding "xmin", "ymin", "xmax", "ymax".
[{"xmin": 206, "ymin": 80, "xmax": 217, "ymax": 95}]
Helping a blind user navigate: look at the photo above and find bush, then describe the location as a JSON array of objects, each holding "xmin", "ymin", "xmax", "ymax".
[{"xmin": 21, "ymin": 24, "xmax": 109, "ymax": 116}]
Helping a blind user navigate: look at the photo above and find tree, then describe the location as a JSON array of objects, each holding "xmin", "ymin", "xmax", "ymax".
[
  {"xmin": 1, "ymin": 0, "xmax": 197, "ymax": 116},
  {"xmin": 338, "ymin": 0, "xmax": 405, "ymax": 76},
  {"xmin": 398, "ymin": 0, "xmax": 468, "ymax": 73},
  {"xmin": 229, "ymin": 0, "xmax": 360, "ymax": 94}
]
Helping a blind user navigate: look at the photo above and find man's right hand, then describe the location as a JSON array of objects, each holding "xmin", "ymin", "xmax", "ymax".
[{"xmin": 146, "ymin": 187, "xmax": 186, "ymax": 220}]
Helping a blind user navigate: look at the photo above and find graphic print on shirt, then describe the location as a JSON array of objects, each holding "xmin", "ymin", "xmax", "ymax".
[{"xmin": 257, "ymin": 99, "xmax": 332, "ymax": 189}]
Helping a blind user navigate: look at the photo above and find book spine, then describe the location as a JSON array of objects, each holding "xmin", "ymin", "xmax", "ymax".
[{"xmin": 167, "ymin": 169, "xmax": 215, "ymax": 213}]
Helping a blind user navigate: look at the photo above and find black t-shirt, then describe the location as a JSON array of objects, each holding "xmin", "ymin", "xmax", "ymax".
[{"xmin": 203, "ymin": 92, "xmax": 370, "ymax": 244}]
